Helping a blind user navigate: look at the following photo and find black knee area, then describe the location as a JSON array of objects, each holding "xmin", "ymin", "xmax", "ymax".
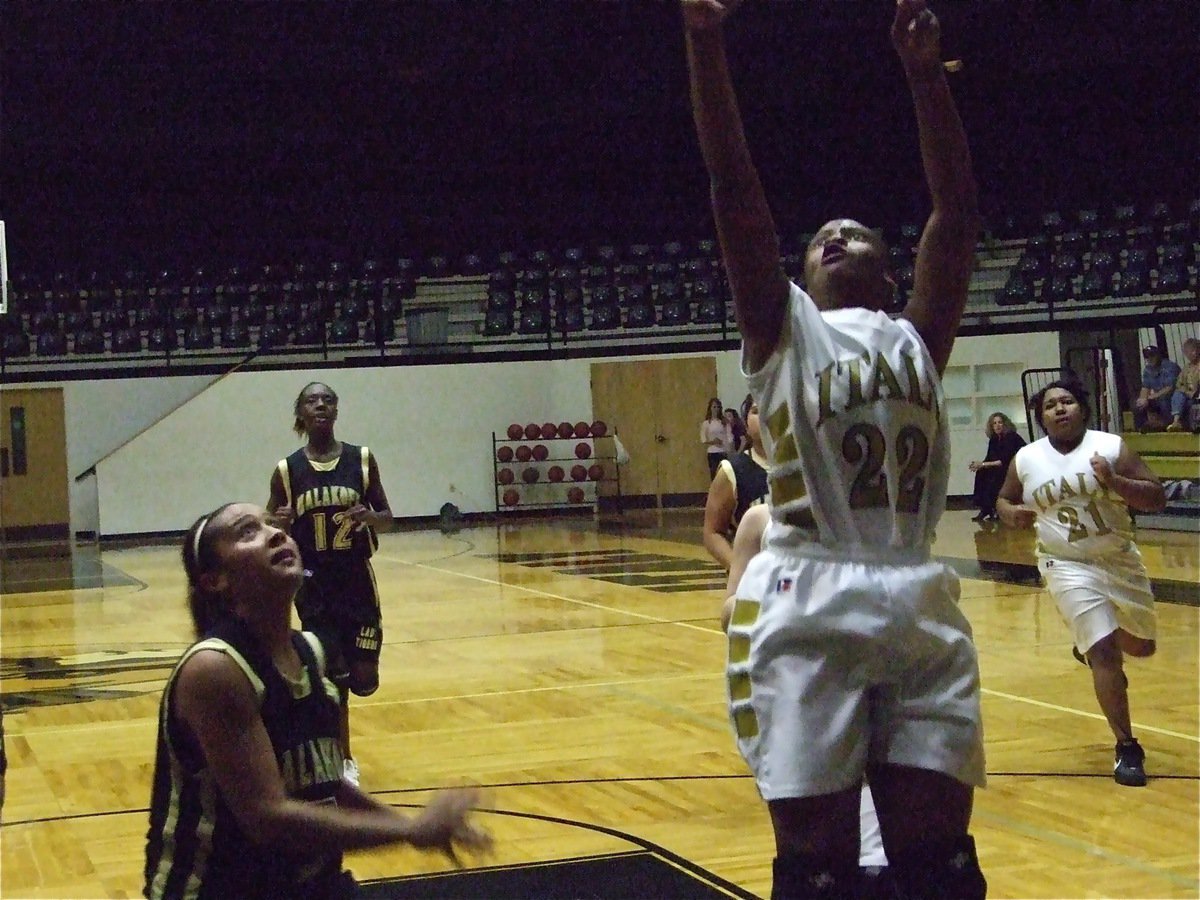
[
  {"xmin": 348, "ymin": 663, "xmax": 379, "ymax": 697},
  {"xmin": 889, "ymin": 834, "xmax": 986, "ymax": 900},
  {"xmin": 771, "ymin": 853, "xmax": 860, "ymax": 900},
  {"xmin": 349, "ymin": 673, "xmax": 378, "ymax": 697}
]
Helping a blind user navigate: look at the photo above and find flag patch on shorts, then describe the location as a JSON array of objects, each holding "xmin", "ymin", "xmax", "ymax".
[{"xmin": 775, "ymin": 578, "xmax": 793, "ymax": 593}]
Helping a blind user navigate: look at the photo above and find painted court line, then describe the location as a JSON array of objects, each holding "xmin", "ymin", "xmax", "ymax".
[
  {"xmin": 378, "ymin": 552, "xmax": 1199, "ymax": 743},
  {"xmin": 377, "ymin": 552, "xmax": 719, "ymax": 635}
]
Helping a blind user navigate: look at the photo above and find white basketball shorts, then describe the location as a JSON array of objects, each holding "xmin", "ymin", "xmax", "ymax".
[
  {"xmin": 1038, "ymin": 551, "xmax": 1157, "ymax": 654},
  {"xmin": 725, "ymin": 549, "xmax": 985, "ymax": 800}
]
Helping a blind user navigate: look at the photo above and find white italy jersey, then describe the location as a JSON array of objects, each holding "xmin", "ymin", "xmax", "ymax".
[
  {"xmin": 1014, "ymin": 429, "xmax": 1136, "ymax": 560},
  {"xmin": 746, "ymin": 282, "xmax": 949, "ymax": 555}
]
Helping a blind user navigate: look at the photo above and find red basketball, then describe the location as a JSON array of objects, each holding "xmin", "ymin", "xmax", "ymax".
[
  {"xmin": 570, "ymin": 464, "xmax": 588, "ymax": 482},
  {"xmin": 496, "ymin": 445, "xmax": 514, "ymax": 463},
  {"xmin": 497, "ymin": 467, "xmax": 514, "ymax": 485},
  {"xmin": 574, "ymin": 421, "xmax": 591, "ymax": 438},
  {"xmin": 548, "ymin": 465, "xmax": 565, "ymax": 482},
  {"xmin": 590, "ymin": 420, "xmax": 608, "ymax": 437},
  {"xmin": 507, "ymin": 423, "xmax": 524, "ymax": 441},
  {"xmin": 557, "ymin": 421, "xmax": 574, "ymax": 439},
  {"xmin": 588, "ymin": 463, "xmax": 604, "ymax": 481},
  {"xmin": 567, "ymin": 486, "xmax": 585, "ymax": 504},
  {"xmin": 524, "ymin": 423, "xmax": 541, "ymax": 440},
  {"xmin": 532, "ymin": 444, "xmax": 549, "ymax": 461},
  {"xmin": 522, "ymin": 466, "xmax": 539, "ymax": 484},
  {"xmin": 540, "ymin": 422, "xmax": 558, "ymax": 440},
  {"xmin": 515, "ymin": 445, "xmax": 533, "ymax": 462},
  {"xmin": 503, "ymin": 488, "xmax": 520, "ymax": 507},
  {"xmin": 574, "ymin": 442, "xmax": 592, "ymax": 459}
]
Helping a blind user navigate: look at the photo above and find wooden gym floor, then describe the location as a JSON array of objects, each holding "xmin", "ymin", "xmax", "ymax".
[{"xmin": 1, "ymin": 508, "xmax": 1197, "ymax": 899}]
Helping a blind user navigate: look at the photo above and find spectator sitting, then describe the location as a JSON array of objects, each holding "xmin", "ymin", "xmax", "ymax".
[
  {"xmin": 1133, "ymin": 345, "xmax": 1183, "ymax": 432},
  {"xmin": 1169, "ymin": 338, "xmax": 1200, "ymax": 433}
]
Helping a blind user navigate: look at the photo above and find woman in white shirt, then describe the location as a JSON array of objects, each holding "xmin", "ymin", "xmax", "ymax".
[{"xmin": 700, "ymin": 396, "xmax": 732, "ymax": 478}]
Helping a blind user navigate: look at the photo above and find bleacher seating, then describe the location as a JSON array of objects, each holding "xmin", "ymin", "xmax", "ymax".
[
  {"xmin": 147, "ymin": 326, "xmax": 177, "ymax": 352},
  {"xmin": 222, "ymin": 322, "xmax": 251, "ymax": 349},
  {"xmin": 329, "ymin": 318, "xmax": 360, "ymax": 344},
  {"xmin": 590, "ymin": 302, "xmax": 619, "ymax": 330},
  {"xmin": 4, "ymin": 331, "xmax": 31, "ymax": 357},
  {"xmin": 557, "ymin": 305, "xmax": 585, "ymax": 334},
  {"xmin": 362, "ymin": 314, "xmax": 395, "ymax": 344},
  {"xmin": 625, "ymin": 301, "xmax": 655, "ymax": 329},
  {"xmin": 2, "ymin": 195, "xmax": 1195, "ymax": 373},
  {"xmin": 113, "ymin": 327, "xmax": 142, "ymax": 353}
]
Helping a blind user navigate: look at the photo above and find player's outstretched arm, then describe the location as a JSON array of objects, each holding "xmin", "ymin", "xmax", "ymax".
[
  {"xmin": 682, "ymin": 0, "xmax": 788, "ymax": 374},
  {"xmin": 894, "ymin": 0, "xmax": 980, "ymax": 375},
  {"xmin": 176, "ymin": 651, "xmax": 491, "ymax": 858}
]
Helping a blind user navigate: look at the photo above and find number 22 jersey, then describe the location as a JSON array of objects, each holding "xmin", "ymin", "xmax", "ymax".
[{"xmin": 746, "ymin": 282, "xmax": 949, "ymax": 555}]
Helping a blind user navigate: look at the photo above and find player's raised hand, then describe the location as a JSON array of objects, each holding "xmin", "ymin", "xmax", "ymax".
[
  {"xmin": 891, "ymin": 0, "xmax": 941, "ymax": 76},
  {"xmin": 681, "ymin": 0, "xmax": 746, "ymax": 32}
]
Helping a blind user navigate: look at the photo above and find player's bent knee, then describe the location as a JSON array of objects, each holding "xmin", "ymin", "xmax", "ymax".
[{"xmin": 1119, "ymin": 634, "xmax": 1156, "ymax": 657}]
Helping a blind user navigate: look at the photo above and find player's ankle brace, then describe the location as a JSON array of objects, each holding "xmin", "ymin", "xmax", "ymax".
[
  {"xmin": 771, "ymin": 853, "xmax": 859, "ymax": 899},
  {"xmin": 889, "ymin": 833, "xmax": 986, "ymax": 900}
]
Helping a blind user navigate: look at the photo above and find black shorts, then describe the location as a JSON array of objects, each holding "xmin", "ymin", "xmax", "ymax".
[{"xmin": 295, "ymin": 561, "xmax": 383, "ymax": 671}]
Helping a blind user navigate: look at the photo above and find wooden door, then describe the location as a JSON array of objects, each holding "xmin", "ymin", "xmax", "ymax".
[
  {"xmin": 591, "ymin": 360, "xmax": 658, "ymax": 502},
  {"xmin": 591, "ymin": 357, "xmax": 717, "ymax": 506},
  {"xmin": 650, "ymin": 357, "xmax": 716, "ymax": 500},
  {"xmin": 0, "ymin": 388, "xmax": 70, "ymax": 539}
]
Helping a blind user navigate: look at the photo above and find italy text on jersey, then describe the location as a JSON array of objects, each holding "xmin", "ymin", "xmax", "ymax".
[{"xmin": 766, "ymin": 347, "xmax": 941, "ymax": 519}]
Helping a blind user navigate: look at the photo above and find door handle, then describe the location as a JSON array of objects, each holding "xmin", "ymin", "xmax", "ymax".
[
  {"xmin": 0, "ymin": 447, "xmax": 7, "ymax": 477},
  {"xmin": 655, "ymin": 434, "xmax": 667, "ymax": 444}
]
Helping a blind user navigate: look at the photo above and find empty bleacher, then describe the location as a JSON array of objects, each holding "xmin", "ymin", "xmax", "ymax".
[{"xmin": 2, "ymin": 198, "xmax": 1196, "ymax": 377}]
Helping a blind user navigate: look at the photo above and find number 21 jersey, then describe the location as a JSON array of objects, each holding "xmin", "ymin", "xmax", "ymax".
[{"xmin": 1014, "ymin": 429, "xmax": 1135, "ymax": 560}]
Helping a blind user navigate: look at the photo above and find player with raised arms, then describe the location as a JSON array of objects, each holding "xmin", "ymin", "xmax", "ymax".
[{"xmin": 683, "ymin": 0, "xmax": 985, "ymax": 895}]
